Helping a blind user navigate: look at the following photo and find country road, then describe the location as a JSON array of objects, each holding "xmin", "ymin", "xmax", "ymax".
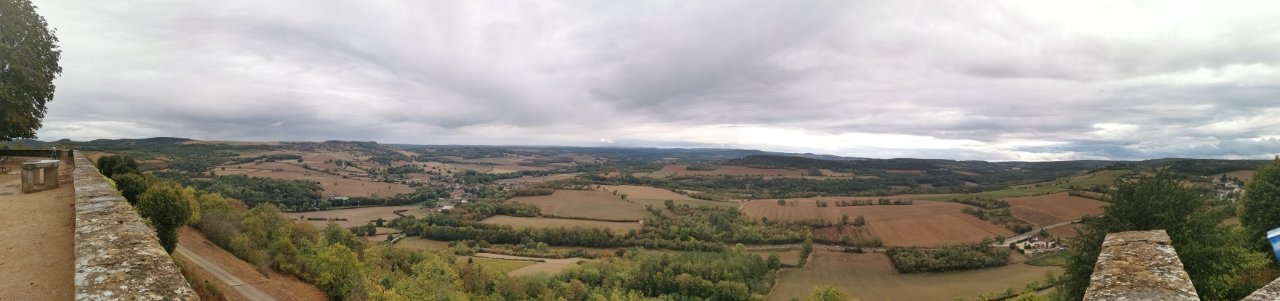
[
  {"xmin": 175, "ymin": 246, "xmax": 277, "ymax": 301},
  {"xmin": 993, "ymin": 219, "xmax": 1082, "ymax": 247}
]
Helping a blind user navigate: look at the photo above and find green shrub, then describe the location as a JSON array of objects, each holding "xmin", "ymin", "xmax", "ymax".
[
  {"xmin": 111, "ymin": 173, "xmax": 150, "ymax": 205},
  {"xmin": 137, "ymin": 183, "xmax": 193, "ymax": 253}
]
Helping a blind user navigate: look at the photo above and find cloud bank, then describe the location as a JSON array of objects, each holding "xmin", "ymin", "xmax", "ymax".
[{"xmin": 31, "ymin": 0, "xmax": 1280, "ymax": 160}]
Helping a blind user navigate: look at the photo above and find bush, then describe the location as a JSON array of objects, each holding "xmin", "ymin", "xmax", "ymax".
[
  {"xmin": 96, "ymin": 155, "xmax": 139, "ymax": 178},
  {"xmin": 111, "ymin": 173, "xmax": 150, "ymax": 205},
  {"xmin": 137, "ymin": 183, "xmax": 193, "ymax": 253}
]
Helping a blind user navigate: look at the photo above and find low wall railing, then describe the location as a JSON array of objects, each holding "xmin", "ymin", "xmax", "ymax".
[{"xmin": 71, "ymin": 152, "xmax": 197, "ymax": 300}]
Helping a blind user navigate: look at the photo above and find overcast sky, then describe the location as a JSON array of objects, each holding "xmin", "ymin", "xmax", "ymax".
[{"xmin": 29, "ymin": 0, "xmax": 1280, "ymax": 161}]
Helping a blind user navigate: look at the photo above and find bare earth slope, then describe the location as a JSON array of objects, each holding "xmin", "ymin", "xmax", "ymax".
[{"xmin": 176, "ymin": 227, "xmax": 326, "ymax": 301}]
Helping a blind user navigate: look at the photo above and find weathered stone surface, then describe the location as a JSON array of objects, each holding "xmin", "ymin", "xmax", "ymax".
[
  {"xmin": 1243, "ymin": 276, "xmax": 1280, "ymax": 301},
  {"xmin": 73, "ymin": 153, "xmax": 198, "ymax": 300},
  {"xmin": 1083, "ymin": 230, "xmax": 1198, "ymax": 301}
]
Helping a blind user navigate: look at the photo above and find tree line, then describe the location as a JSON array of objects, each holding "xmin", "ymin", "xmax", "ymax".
[{"xmin": 885, "ymin": 240, "xmax": 1009, "ymax": 273}]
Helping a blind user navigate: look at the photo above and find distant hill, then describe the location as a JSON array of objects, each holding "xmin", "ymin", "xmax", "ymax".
[{"xmin": 4, "ymin": 137, "xmax": 1269, "ymax": 176}]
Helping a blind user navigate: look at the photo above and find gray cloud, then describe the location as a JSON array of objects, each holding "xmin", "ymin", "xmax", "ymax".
[{"xmin": 29, "ymin": 0, "xmax": 1280, "ymax": 160}]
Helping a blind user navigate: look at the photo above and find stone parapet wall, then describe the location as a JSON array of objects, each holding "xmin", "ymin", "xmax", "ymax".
[
  {"xmin": 72, "ymin": 152, "xmax": 197, "ymax": 300},
  {"xmin": 1083, "ymin": 230, "xmax": 1198, "ymax": 300},
  {"xmin": 1243, "ymin": 277, "xmax": 1280, "ymax": 301}
]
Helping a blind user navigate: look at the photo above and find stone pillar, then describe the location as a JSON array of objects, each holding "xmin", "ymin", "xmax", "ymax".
[
  {"xmin": 43, "ymin": 165, "xmax": 58, "ymax": 188},
  {"xmin": 1084, "ymin": 230, "xmax": 1199, "ymax": 300},
  {"xmin": 21, "ymin": 167, "xmax": 35, "ymax": 193}
]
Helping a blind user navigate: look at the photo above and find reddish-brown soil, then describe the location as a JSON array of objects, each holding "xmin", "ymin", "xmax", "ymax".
[
  {"xmin": 742, "ymin": 199, "xmax": 1010, "ymax": 246},
  {"xmin": 0, "ymin": 156, "xmax": 74, "ymax": 300},
  {"xmin": 1004, "ymin": 193, "xmax": 1106, "ymax": 227},
  {"xmin": 1217, "ymin": 170, "xmax": 1257, "ymax": 183},
  {"xmin": 175, "ymin": 227, "xmax": 326, "ymax": 301},
  {"xmin": 812, "ymin": 225, "xmax": 880, "ymax": 246}
]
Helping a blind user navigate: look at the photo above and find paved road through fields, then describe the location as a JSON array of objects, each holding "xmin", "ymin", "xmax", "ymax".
[
  {"xmin": 994, "ymin": 219, "xmax": 1082, "ymax": 247},
  {"xmin": 175, "ymin": 246, "xmax": 277, "ymax": 301}
]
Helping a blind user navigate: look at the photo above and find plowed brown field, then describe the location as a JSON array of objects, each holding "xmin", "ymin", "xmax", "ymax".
[
  {"xmin": 741, "ymin": 199, "xmax": 1010, "ymax": 246},
  {"xmin": 511, "ymin": 190, "xmax": 654, "ymax": 221},
  {"xmin": 1004, "ymin": 193, "xmax": 1106, "ymax": 227}
]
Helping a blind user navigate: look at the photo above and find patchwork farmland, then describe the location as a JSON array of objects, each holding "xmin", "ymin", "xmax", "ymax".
[
  {"xmin": 216, "ymin": 161, "xmax": 415, "ymax": 198},
  {"xmin": 768, "ymin": 251, "xmax": 1061, "ymax": 301},
  {"xmin": 741, "ymin": 199, "xmax": 1011, "ymax": 246},
  {"xmin": 1004, "ymin": 192, "xmax": 1107, "ymax": 227},
  {"xmin": 510, "ymin": 190, "xmax": 654, "ymax": 221}
]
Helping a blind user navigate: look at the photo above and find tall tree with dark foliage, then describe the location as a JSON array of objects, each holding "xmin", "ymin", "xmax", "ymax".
[{"xmin": 0, "ymin": 0, "xmax": 62, "ymax": 141}]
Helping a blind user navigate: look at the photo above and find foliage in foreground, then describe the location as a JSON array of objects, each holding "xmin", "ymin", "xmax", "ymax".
[
  {"xmin": 803, "ymin": 285, "xmax": 857, "ymax": 301},
  {"xmin": 1057, "ymin": 173, "xmax": 1272, "ymax": 301},
  {"xmin": 1240, "ymin": 158, "xmax": 1280, "ymax": 255},
  {"xmin": 196, "ymin": 193, "xmax": 784, "ymax": 300}
]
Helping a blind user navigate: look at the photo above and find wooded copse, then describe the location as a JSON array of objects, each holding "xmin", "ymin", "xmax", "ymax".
[{"xmin": 886, "ymin": 241, "xmax": 1009, "ymax": 273}]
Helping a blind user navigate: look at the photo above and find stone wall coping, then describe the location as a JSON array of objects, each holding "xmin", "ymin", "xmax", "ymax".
[
  {"xmin": 72, "ymin": 152, "xmax": 197, "ymax": 300},
  {"xmin": 1243, "ymin": 275, "xmax": 1280, "ymax": 300},
  {"xmin": 1083, "ymin": 230, "xmax": 1199, "ymax": 301}
]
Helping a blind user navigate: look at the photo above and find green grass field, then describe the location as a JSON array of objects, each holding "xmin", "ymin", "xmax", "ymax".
[
  {"xmin": 466, "ymin": 256, "xmax": 538, "ymax": 274},
  {"xmin": 1024, "ymin": 252, "xmax": 1068, "ymax": 267},
  {"xmin": 394, "ymin": 237, "xmax": 453, "ymax": 251}
]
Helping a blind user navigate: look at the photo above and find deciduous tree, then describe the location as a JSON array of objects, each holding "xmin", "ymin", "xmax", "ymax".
[
  {"xmin": 137, "ymin": 183, "xmax": 193, "ymax": 253},
  {"xmin": 1240, "ymin": 158, "xmax": 1280, "ymax": 253},
  {"xmin": 96, "ymin": 155, "xmax": 139, "ymax": 178},
  {"xmin": 0, "ymin": 0, "xmax": 62, "ymax": 141}
]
